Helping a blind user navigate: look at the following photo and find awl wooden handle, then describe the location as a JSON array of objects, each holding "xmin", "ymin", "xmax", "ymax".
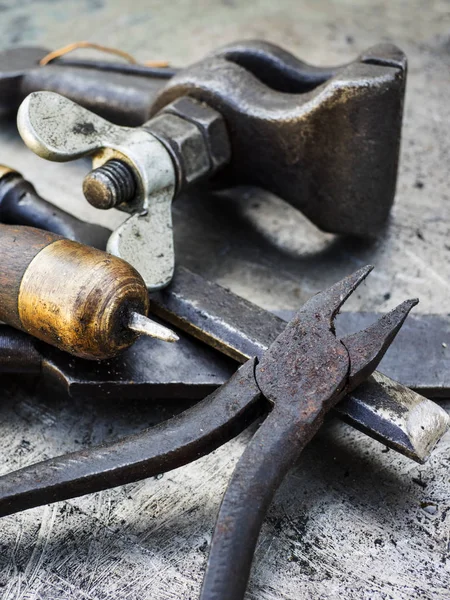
[{"xmin": 0, "ymin": 224, "xmax": 149, "ymax": 359}]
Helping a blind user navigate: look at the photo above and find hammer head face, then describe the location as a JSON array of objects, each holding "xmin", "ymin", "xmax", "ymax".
[{"xmin": 152, "ymin": 42, "xmax": 407, "ymax": 237}]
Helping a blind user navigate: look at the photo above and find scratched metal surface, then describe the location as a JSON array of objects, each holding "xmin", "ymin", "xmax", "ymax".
[{"xmin": 0, "ymin": 0, "xmax": 449, "ymax": 598}]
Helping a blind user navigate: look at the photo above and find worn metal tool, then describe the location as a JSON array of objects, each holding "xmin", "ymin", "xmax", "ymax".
[
  {"xmin": 17, "ymin": 41, "xmax": 406, "ymax": 288},
  {"xmin": 0, "ymin": 223, "xmax": 178, "ymax": 359},
  {"xmin": 0, "ymin": 267, "xmax": 417, "ymax": 600},
  {"xmin": 0, "ymin": 185, "xmax": 447, "ymax": 462},
  {"xmin": 0, "ymin": 46, "xmax": 173, "ymax": 126}
]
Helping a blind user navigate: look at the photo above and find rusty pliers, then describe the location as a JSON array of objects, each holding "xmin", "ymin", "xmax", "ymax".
[{"xmin": 0, "ymin": 266, "xmax": 416, "ymax": 599}]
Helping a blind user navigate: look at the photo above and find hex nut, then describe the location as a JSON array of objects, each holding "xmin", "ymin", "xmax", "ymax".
[
  {"xmin": 144, "ymin": 112, "xmax": 211, "ymax": 191},
  {"xmin": 160, "ymin": 97, "xmax": 231, "ymax": 173}
]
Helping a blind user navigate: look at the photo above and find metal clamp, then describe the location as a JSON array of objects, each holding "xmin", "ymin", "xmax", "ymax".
[{"xmin": 17, "ymin": 41, "xmax": 407, "ymax": 288}]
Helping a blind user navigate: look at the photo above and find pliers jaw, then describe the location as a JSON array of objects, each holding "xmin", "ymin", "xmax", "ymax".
[
  {"xmin": 256, "ymin": 265, "xmax": 418, "ymax": 413},
  {"xmin": 343, "ymin": 297, "xmax": 418, "ymax": 390}
]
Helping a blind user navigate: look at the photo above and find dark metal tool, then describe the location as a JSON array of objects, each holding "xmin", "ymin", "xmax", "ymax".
[
  {"xmin": 17, "ymin": 41, "xmax": 406, "ymax": 288},
  {"xmin": 0, "ymin": 183, "xmax": 447, "ymax": 462},
  {"xmin": 0, "ymin": 46, "xmax": 174, "ymax": 126},
  {"xmin": 0, "ymin": 267, "xmax": 417, "ymax": 600}
]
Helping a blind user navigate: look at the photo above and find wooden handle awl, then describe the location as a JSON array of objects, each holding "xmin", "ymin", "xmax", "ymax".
[{"xmin": 0, "ymin": 224, "xmax": 149, "ymax": 359}]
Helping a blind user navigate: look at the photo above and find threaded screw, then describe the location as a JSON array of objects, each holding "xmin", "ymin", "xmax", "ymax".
[{"xmin": 82, "ymin": 159, "xmax": 137, "ymax": 210}]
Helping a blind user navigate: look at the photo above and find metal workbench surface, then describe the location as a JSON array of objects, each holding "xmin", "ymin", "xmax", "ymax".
[{"xmin": 0, "ymin": 1, "xmax": 449, "ymax": 598}]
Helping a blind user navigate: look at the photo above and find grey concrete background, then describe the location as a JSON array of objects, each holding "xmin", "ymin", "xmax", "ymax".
[{"xmin": 0, "ymin": 1, "xmax": 449, "ymax": 598}]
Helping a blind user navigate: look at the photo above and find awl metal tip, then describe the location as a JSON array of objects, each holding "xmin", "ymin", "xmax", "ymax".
[{"xmin": 128, "ymin": 311, "xmax": 179, "ymax": 343}]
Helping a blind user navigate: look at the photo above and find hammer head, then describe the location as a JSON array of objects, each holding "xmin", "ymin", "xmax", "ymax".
[{"xmin": 151, "ymin": 42, "xmax": 407, "ymax": 236}]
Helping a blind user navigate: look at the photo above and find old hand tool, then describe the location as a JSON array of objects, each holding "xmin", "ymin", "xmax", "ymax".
[
  {"xmin": 0, "ymin": 46, "xmax": 174, "ymax": 126},
  {"xmin": 17, "ymin": 41, "xmax": 406, "ymax": 288},
  {"xmin": 0, "ymin": 183, "xmax": 447, "ymax": 462},
  {"xmin": 0, "ymin": 223, "xmax": 178, "ymax": 359},
  {"xmin": 0, "ymin": 267, "xmax": 417, "ymax": 600}
]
